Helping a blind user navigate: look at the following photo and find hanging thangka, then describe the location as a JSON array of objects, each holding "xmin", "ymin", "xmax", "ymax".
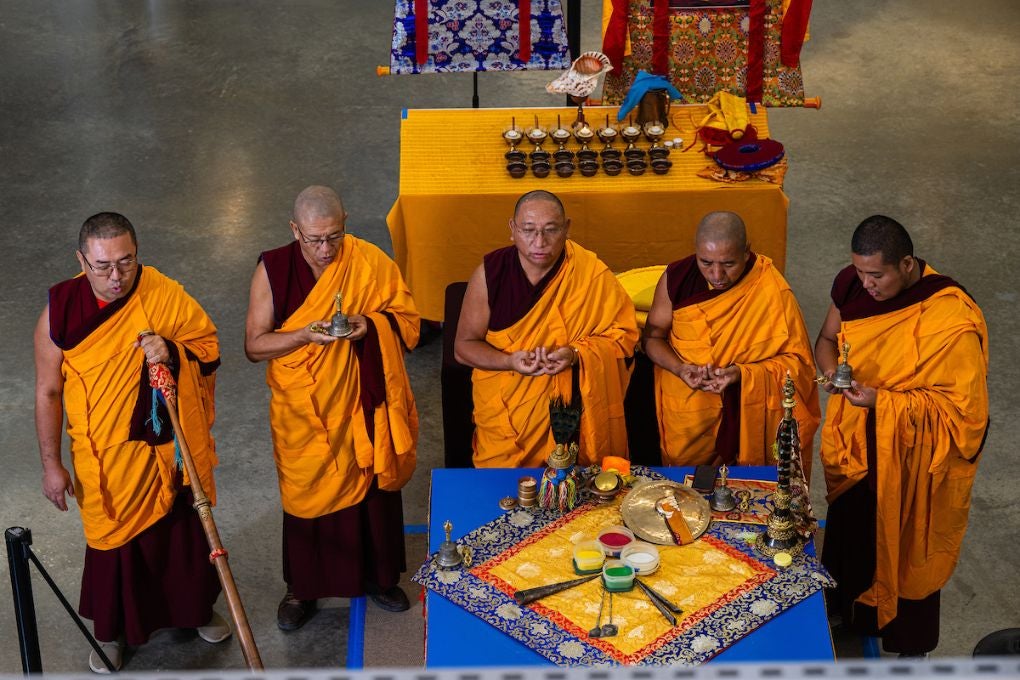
[
  {"xmin": 390, "ymin": 0, "xmax": 571, "ymax": 74},
  {"xmin": 601, "ymin": 0, "xmax": 812, "ymax": 106}
]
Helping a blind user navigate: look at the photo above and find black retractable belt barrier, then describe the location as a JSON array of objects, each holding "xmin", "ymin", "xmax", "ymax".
[{"xmin": 5, "ymin": 526, "xmax": 117, "ymax": 674}]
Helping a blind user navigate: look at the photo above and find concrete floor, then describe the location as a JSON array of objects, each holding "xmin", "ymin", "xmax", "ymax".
[{"xmin": 0, "ymin": 0, "xmax": 1017, "ymax": 673}]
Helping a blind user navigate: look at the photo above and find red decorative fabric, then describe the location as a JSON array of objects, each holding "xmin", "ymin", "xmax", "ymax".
[
  {"xmin": 147, "ymin": 361, "xmax": 178, "ymax": 410},
  {"xmin": 519, "ymin": 0, "xmax": 531, "ymax": 62},
  {"xmin": 652, "ymin": 0, "xmax": 670, "ymax": 75},
  {"xmin": 780, "ymin": 0, "xmax": 812, "ymax": 66},
  {"xmin": 415, "ymin": 0, "xmax": 429, "ymax": 65},
  {"xmin": 603, "ymin": 0, "xmax": 630, "ymax": 73},
  {"xmin": 745, "ymin": 0, "xmax": 767, "ymax": 102}
]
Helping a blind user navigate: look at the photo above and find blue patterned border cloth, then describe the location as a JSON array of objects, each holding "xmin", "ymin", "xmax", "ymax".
[
  {"xmin": 414, "ymin": 467, "xmax": 834, "ymax": 666},
  {"xmin": 390, "ymin": 0, "xmax": 569, "ymax": 74}
]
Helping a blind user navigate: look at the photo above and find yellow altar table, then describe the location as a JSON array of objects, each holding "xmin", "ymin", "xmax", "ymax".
[{"xmin": 387, "ymin": 104, "xmax": 789, "ymax": 321}]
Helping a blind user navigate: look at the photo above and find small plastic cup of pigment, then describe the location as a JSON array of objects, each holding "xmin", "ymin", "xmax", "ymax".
[
  {"xmin": 620, "ymin": 542, "xmax": 660, "ymax": 575},
  {"xmin": 602, "ymin": 559, "xmax": 636, "ymax": 592},
  {"xmin": 572, "ymin": 540, "xmax": 606, "ymax": 574},
  {"xmin": 597, "ymin": 525, "xmax": 635, "ymax": 558}
]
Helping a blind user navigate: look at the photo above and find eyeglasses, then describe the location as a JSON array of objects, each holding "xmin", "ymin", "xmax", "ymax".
[
  {"xmin": 80, "ymin": 252, "xmax": 137, "ymax": 277},
  {"xmin": 296, "ymin": 226, "xmax": 345, "ymax": 248},
  {"xmin": 513, "ymin": 224, "xmax": 566, "ymax": 242}
]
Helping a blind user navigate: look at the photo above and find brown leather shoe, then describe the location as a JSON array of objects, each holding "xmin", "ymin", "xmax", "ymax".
[
  {"xmin": 277, "ymin": 591, "xmax": 316, "ymax": 631},
  {"xmin": 368, "ymin": 585, "xmax": 410, "ymax": 612}
]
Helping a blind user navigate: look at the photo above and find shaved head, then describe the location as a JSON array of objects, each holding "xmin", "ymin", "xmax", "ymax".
[
  {"xmin": 294, "ymin": 185, "xmax": 345, "ymax": 224},
  {"xmin": 514, "ymin": 190, "xmax": 565, "ymax": 221},
  {"xmin": 695, "ymin": 211, "xmax": 747, "ymax": 250}
]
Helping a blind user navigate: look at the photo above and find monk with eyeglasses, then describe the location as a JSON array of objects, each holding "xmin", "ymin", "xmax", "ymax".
[
  {"xmin": 455, "ymin": 190, "xmax": 638, "ymax": 467},
  {"xmin": 245, "ymin": 185, "xmax": 419, "ymax": 629},
  {"xmin": 34, "ymin": 212, "xmax": 227, "ymax": 672}
]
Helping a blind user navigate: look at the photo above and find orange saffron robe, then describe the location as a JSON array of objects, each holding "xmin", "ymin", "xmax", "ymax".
[
  {"xmin": 655, "ymin": 254, "xmax": 820, "ymax": 467},
  {"xmin": 267, "ymin": 236, "xmax": 420, "ymax": 519},
  {"xmin": 821, "ymin": 265, "xmax": 989, "ymax": 627},
  {"xmin": 59, "ymin": 267, "xmax": 219, "ymax": 550},
  {"xmin": 472, "ymin": 240, "xmax": 639, "ymax": 468}
]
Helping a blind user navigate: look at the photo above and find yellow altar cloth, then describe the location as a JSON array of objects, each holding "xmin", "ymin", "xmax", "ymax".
[
  {"xmin": 474, "ymin": 498, "xmax": 773, "ymax": 664},
  {"xmin": 387, "ymin": 105, "xmax": 789, "ymax": 320}
]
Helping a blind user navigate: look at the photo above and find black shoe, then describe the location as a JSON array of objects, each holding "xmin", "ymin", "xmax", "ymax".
[
  {"xmin": 368, "ymin": 585, "xmax": 410, "ymax": 612},
  {"xmin": 277, "ymin": 591, "xmax": 316, "ymax": 631}
]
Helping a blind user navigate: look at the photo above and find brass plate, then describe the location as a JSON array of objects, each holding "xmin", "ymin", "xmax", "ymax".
[{"xmin": 620, "ymin": 480, "xmax": 711, "ymax": 545}]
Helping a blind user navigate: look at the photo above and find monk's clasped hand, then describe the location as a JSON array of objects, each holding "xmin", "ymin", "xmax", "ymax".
[
  {"xmin": 509, "ymin": 350, "xmax": 543, "ymax": 375},
  {"xmin": 135, "ymin": 333, "xmax": 170, "ymax": 364}
]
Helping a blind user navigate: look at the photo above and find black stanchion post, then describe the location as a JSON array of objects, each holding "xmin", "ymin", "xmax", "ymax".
[
  {"xmin": 6, "ymin": 527, "xmax": 43, "ymax": 674},
  {"xmin": 565, "ymin": 0, "xmax": 582, "ymax": 107}
]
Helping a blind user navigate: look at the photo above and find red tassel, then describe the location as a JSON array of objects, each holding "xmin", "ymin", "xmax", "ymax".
[
  {"xmin": 602, "ymin": 0, "xmax": 629, "ymax": 73},
  {"xmin": 651, "ymin": 0, "xmax": 670, "ymax": 76},
  {"xmin": 518, "ymin": 0, "xmax": 531, "ymax": 62},
  {"xmin": 414, "ymin": 0, "xmax": 429, "ymax": 65},
  {"xmin": 745, "ymin": 0, "xmax": 767, "ymax": 103},
  {"xmin": 780, "ymin": 0, "xmax": 812, "ymax": 66}
]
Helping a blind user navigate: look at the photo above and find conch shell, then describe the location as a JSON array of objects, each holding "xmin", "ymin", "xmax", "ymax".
[{"xmin": 545, "ymin": 51, "xmax": 613, "ymax": 99}]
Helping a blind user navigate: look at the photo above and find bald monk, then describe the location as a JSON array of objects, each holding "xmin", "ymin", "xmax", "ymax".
[
  {"xmin": 245, "ymin": 185, "xmax": 419, "ymax": 629},
  {"xmin": 815, "ymin": 215, "xmax": 988, "ymax": 657},
  {"xmin": 35, "ymin": 212, "xmax": 228, "ymax": 672},
  {"xmin": 642, "ymin": 211, "xmax": 820, "ymax": 467},
  {"xmin": 454, "ymin": 190, "xmax": 638, "ymax": 467}
]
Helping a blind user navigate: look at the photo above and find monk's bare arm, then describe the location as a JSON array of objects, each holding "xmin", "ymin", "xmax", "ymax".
[
  {"xmin": 34, "ymin": 306, "xmax": 74, "ymax": 511},
  {"xmin": 814, "ymin": 303, "xmax": 843, "ymax": 393},
  {"xmin": 244, "ymin": 261, "xmax": 337, "ymax": 362},
  {"xmin": 454, "ymin": 265, "xmax": 541, "ymax": 374},
  {"xmin": 640, "ymin": 274, "xmax": 707, "ymax": 390}
]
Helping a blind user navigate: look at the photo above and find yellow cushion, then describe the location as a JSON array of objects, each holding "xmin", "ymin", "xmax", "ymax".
[{"xmin": 616, "ymin": 265, "xmax": 666, "ymax": 311}]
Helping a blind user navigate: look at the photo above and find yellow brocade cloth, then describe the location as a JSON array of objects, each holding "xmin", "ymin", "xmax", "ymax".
[
  {"xmin": 821, "ymin": 268, "xmax": 988, "ymax": 627},
  {"xmin": 61, "ymin": 267, "xmax": 219, "ymax": 550},
  {"xmin": 656, "ymin": 255, "xmax": 820, "ymax": 469},
  {"xmin": 472, "ymin": 241, "xmax": 638, "ymax": 468},
  {"xmin": 387, "ymin": 105, "xmax": 788, "ymax": 320},
  {"xmin": 267, "ymin": 236, "xmax": 420, "ymax": 518}
]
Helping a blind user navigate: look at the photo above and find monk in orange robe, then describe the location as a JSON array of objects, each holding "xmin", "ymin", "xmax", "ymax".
[
  {"xmin": 643, "ymin": 211, "xmax": 820, "ymax": 468},
  {"xmin": 35, "ymin": 212, "xmax": 227, "ymax": 672},
  {"xmin": 245, "ymin": 186, "xmax": 419, "ymax": 629},
  {"xmin": 455, "ymin": 190, "xmax": 638, "ymax": 468},
  {"xmin": 815, "ymin": 215, "xmax": 989, "ymax": 656}
]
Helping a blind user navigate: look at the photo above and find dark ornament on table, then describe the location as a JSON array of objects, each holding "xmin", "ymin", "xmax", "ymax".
[
  {"xmin": 756, "ymin": 373, "xmax": 816, "ymax": 558},
  {"xmin": 539, "ymin": 397, "xmax": 583, "ymax": 512}
]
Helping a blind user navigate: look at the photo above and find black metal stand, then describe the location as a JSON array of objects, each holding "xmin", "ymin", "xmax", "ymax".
[
  {"xmin": 5, "ymin": 526, "xmax": 116, "ymax": 674},
  {"xmin": 472, "ymin": 72, "xmax": 479, "ymax": 108},
  {"xmin": 565, "ymin": 0, "xmax": 582, "ymax": 107}
]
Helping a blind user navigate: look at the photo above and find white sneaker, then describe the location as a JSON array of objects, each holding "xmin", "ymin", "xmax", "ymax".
[
  {"xmin": 197, "ymin": 611, "xmax": 232, "ymax": 643},
  {"xmin": 88, "ymin": 640, "xmax": 122, "ymax": 674}
]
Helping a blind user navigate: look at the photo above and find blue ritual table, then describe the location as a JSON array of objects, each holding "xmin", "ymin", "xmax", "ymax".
[{"xmin": 424, "ymin": 466, "xmax": 834, "ymax": 667}]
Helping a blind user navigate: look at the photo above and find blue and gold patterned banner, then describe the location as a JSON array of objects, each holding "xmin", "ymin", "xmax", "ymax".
[
  {"xmin": 415, "ymin": 468, "xmax": 833, "ymax": 666},
  {"xmin": 390, "ymin": 0, "xmax": 570, "ymax": 74}
]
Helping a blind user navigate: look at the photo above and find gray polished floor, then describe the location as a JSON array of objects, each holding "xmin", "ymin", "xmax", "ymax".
[{"xmin": 1, "ymin": 0, "xmax": 1018, "ymax": 673}]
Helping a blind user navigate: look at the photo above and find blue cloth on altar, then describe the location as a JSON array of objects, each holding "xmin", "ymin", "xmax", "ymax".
[{"xmin": 616, "ymin": 71, "xmax": 684, "ymax": 121}]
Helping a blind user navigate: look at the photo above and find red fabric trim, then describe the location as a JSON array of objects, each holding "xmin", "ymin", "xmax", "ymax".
[
  {"xmin": 518, "ymin": 0, "xmax": 531, "ymax": 62},
  {"xmin": 602, "ymin": 0, "xmax": 630, "ymax": 73},
  {"xmin": 652, "ymin": 0, "xmax": 671, "ymax": 75},
  {"xmin": 414, "ymin": 0, "xmax": 429, "ymax": 65},
  {"xmin": 780, "ymin": 0, "xmax": 812, "ymax": 67},
  {"xmin": 745, "ymin": 0, "xmax": 767, "ymax": 102}
]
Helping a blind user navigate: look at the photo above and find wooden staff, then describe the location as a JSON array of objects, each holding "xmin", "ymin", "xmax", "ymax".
[{"xmin": 143, "ymin": 342, "xmax": 263, "ymax": 670}]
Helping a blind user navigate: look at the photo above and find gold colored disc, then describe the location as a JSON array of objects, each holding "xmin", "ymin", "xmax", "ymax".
[{"xmin": 620, "ymin": 480, "xmax": 712, "ymax": 545}]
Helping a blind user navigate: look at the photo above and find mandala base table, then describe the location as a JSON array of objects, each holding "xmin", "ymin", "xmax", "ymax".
[{"xmin": 424, "ymin": 467, "xmax": 834, "ymax": 667}]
